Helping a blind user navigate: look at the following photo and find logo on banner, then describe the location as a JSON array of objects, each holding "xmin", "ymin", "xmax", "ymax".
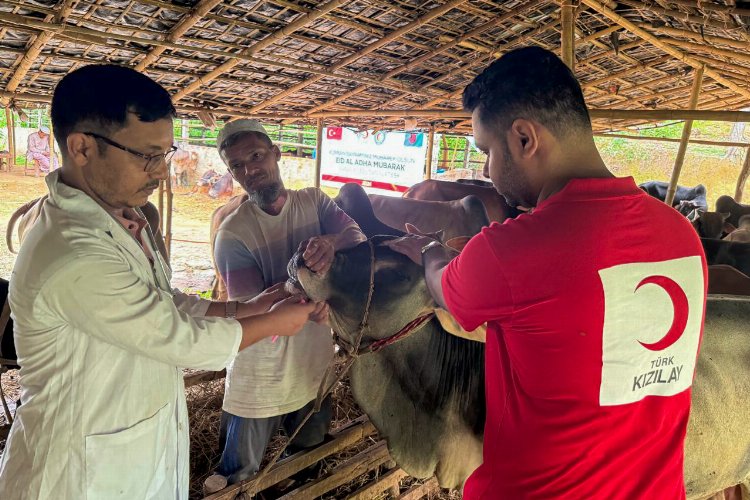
[
  {"xmin": 374, "ymin": 131, "xmax": 387, "ymax": 145},
  {"xmin": 326, "ymin": 127, "xmax": 343, "ymax": 140},
  {"xmin": 598, "ymin": 256, "xmax": 703, "ymax": 406},
  {"xmin": 404, "ymin": 133, "xmax": 424, "ymax": 147}
]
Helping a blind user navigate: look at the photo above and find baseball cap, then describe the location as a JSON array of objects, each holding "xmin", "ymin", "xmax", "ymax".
[{"xmin": 216, "ymin": 119, "xmax": 270, "ymax": 153}]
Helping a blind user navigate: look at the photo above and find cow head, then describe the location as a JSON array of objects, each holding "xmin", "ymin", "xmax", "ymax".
[
  {"xmin": 690, "ymin": 210, "xmax": 733, "ymax": 239},
  {"xmin": 289, "ymin": 236, "xmax": 434, "ymax": 342},
  {"xmin": 288, "ymin": 237, "xmax": 485, "ymax": 489}
]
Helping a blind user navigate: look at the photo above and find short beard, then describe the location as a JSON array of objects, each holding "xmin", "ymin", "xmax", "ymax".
[{"xmin": 248, "ymin": 181, "xmax": 283, "ymax": 208}]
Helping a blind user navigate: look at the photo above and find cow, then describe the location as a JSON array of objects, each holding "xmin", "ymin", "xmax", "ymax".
[
  {"xmin": 702, "ymin": 238, "xmax": 750, "ymax": 277},
  {"xmin": 208, "ymin": 171, "xmax": 234, "ymax": 199},
  {"xmin": 333, "ymin": 184, "xmax": 404, "ymax": 239},
  {"xmin": 689, "ymin": 211, "xmax": 733, "ymax": 240},
  {"xmin": 725, "ymin": 215, "xmax": 750, "ymax": 243},
  {"xmin": 209, "ymin": 193, "xmax": 248, "ymax": 300},
  {"xmin": 716, "ymin": 195, "xmax": 750, "ymax": 229},
  {"xmin": 290, "ymin": 239, "xmax": 750, "ymax": 498},
  {"xmin": 170, "ymin": 149, "xmax": 199, "ymax": 188},
  {"xmin": 404, "ymin": 179, "xmax": 520, "ymax": 223},
  {"xmin": 6, "ymin": 196, "xmax": 168, "ymax": 263},
  {"xmin": 639, "ymin": 181, "xmax": 708, "ymax": 214}
]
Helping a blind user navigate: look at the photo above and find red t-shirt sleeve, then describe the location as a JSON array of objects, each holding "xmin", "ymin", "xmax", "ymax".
[{"xmin": 441, "ymin": 229, "xmax": 513, "ymax": 332}]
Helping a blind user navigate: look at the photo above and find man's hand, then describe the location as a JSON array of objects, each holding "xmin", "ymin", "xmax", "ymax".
[
  {"xmin": 248, "ymin": 282, "xmax": 289, "ymax": 312},
  {"xmin": 301, "ymin": 236, "xmax": 335, "ymax": 275},
  {"xmin": 382, "ymin": 224, "xmax": 437, "ymax": 265},
  {"xmin": 268, "ymin": 296, "xmax": 320, "ymax": 336}
]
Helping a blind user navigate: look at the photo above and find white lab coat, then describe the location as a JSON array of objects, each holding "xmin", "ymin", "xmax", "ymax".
[{"xmin": 0, "ymin": 170, "xmax": 241, "ymax": 499}]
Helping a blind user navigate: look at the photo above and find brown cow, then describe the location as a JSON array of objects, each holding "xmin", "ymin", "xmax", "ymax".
[
  {"xmin": 404, "ymin": 179, "xmax": 518, "ymax": 223},
  {"xmin": 368, "ymin": 193, "xmax": 489, "ymax": 242},
  {"xmin": 6, "ymin": 195, "xmax": 168, "ymax": 263},
  {"xmin": 689, "ymin": 211, "xmax": 733, "ymax": 240},
  {"xmin": 209, "ymin": 193, "xmax": 248, "ymax": 300},
  {"xmin": 171, "ymin": 149, "xmax": 199, "ymax": 188}
]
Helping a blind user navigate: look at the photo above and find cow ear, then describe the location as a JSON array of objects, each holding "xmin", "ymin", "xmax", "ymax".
[{"xmin": 445, "ymin": 236, "xmax": 471, "ymax": 252}]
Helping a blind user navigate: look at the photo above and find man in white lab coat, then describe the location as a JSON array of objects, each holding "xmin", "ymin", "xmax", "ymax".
[{"xmin": 0, "ymin": 64, "xmax": 324, "ymax": 499}]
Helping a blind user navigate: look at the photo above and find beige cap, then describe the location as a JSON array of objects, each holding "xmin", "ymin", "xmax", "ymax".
[{"xmin": 216, "ymin": 119, "xmax": 270, "ymax": 152}]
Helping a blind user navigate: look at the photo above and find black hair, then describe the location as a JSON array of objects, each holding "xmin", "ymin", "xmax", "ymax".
[
  {"xmin": 220, "ymin": 131, "xmax": 273, "ymax": 153},
  {"xmin": 462, "ymin": 46, "xmax": 591, "ymax": 138},
  {"xmin": 51, "ymin": 64, "xmax": 176, "ymax": 155}
]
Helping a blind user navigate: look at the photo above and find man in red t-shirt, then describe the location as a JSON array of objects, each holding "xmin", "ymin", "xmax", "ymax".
[{"xmin": 387, "ymin": 46, "xmax": 706, "ymax": 499}]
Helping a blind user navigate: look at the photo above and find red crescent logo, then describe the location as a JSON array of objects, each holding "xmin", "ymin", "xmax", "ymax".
[
  {"xmin": 326, "ymin": 129, "xmax": 336, "ymax": 139},
  {"xmin": 635, "ymin": 275, "xmax": 689, "ymax": 351}
]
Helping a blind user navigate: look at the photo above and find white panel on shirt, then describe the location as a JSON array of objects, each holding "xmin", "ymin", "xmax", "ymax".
[{"xmin": 598, "ymin": 256, "xmax": 704, "ymax": 406}]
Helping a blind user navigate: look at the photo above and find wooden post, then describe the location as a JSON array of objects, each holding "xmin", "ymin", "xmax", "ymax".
[
  {"xmin": 736, "ymin": 147, "xmax": 750, "ymax": 203},
  {"xmin": 6, "ymin": 107, "xmax": 15, "ymax": 170},
  {"xmin": 165, "ymin": 176, "xmax": 173, "ymax": 259},
  {"xmin": 665, "ymin": 65, "xmax": 704, "ymax": 207},
  {"xmin": 561, "ymin": 0, "xmax": 576, "ymax": 71},
  {"xmin": 314, "ymin": 118, "xmax": 323, "ymax": 188},
  {"xmin": 48, "ymin": 117, "xmax": 56, "ymax": 170},
  {"xmin": 440, "ymin": 135, "xmax": 448, "ymax": 172},
  {"xmin": 462, "ymin": 136, "xmax": 471, "ymax": 171},
  {"xmin": 425, "ymin": 127, "xmax": 435, "ymax": 179}
]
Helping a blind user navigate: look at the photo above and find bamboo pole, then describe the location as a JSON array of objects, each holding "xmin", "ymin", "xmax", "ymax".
[
  {"xmin": 5, "ymin": 108, "xmax": 15, "ymax": 170},
  {"xmin": 665, "ymin": 65, "xmax": 704, "ymax": 207},
  {"xmin": 247, "ymin": 0, "xmax": 467, "ymax": 114},
  {"xmin": 560, "ymin": 0, "xmax": 576, "ymax": 71},
  {"xmin": 135, "ymin": 0, "xmax": 222, "ymax": 71},
  {"xmin": 667, "ymin": 0, "xmax": 750, "ymax": 17},
  {"xmin": 425, "ymin": 127, "xmax": 435, "ymax": 180},
  {"xmin": 158, "ymin": 181, "xmax": 165, "ymax": 238},
  {"xmin": 643, "ymin": 24, "xmax": 750, "ymax": 52},
  {"xmin": 594, "ymin": 132, "xmax": 750, "ymax": 148},
  {"xmin": 47, "ymin": 118, "xmax": 55, "ymax": 169},
  {"xmin": 172, "ymin": 0, "xmax": 347, "ymax": 102},
  {"xmin": 736, "ymin": 148, "xmax": 750, "ymax": 204},
  {"xmin": 617, "ymin": 0, "xmax": 744, "ymax": 31},
  {"xmin": 314, "ymin": 119, "xmax": 323, "ymax": 189},
  {"xmin": 581, "ymin": 0, "xmax": 750, "ymax": 101}
]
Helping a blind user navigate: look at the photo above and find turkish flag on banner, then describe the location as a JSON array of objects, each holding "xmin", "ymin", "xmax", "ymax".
[{"xmin": 326, "ymin": 127, "xmax": 343, "ymax": 140}]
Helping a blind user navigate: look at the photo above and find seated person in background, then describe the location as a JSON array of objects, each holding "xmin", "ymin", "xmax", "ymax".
[{"xmin": 26, "ymin": 126, "xmax": 59, "ymax": 176}]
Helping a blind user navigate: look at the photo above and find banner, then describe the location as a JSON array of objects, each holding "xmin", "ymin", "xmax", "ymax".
[{"xmin": 321, "ymin": 128, "xmax": 427, "ymax": 195}]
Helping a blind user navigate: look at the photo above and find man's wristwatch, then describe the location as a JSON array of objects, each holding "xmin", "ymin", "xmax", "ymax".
[
  {"xmin": 225, "ymin": 301, "xmax": 238, "ymax": 319},
  {"xmin": 420, "ymin": 240, "xmax": 444, "ymax": 256}
]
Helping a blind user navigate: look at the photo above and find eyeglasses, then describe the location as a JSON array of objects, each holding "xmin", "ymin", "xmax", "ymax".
[{"xmin": 83, "ymin": 132, "xmax": 178, "ymax": 173}]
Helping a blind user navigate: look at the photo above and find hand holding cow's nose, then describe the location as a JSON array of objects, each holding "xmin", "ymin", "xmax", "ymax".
[
  {"xmin": 301, "ymin": 236, "xmax": 335, "ymax": 275},
  {"xmin": 268, "ymin": 296, "xmax": 319, "ymax": 336},
  {"xmin": 250, "ymin": 282, "xmax": 290, "ymax": 312}
]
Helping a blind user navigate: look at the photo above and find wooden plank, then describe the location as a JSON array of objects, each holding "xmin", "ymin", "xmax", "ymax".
[
  {"xmin": 397, "ymin": 477, "xmax": 439, "ymax": 500},
  {"xmin": 205, "ymin": 416, "xmax": 377, "ymax": 499},
  {"xmin": 183, "ymin": 369, "xmax": 225, "ymax": 388},
  {"xmin": 278, "ymin": 440, "xmax": 390, "ymax": 499},
  {"xmin": 347, "ymin": 467, "xmax": 408, "ymax": 500}
]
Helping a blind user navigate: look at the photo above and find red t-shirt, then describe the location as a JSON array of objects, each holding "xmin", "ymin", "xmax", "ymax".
[{"xmin": 442, "ymin": 177, "xmax": 706, "ymax": 499}]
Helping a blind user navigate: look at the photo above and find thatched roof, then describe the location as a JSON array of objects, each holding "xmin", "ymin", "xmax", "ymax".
[{"xmin": 2, "ymin": 0, "xmax": 750, "ymax": 133}]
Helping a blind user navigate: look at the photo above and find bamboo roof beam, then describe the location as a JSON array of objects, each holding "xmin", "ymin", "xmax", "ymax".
[
  {"xmin": 245, "ymin": 0, "xmax": 468, "ymax": 114},
  {"xmin": 135, "ymin": 0, "xmax": 222, "ymax": 72},
  {"xmin": 171, "ymin": 0, "xmax": 347, "ymax": 102},
  {"xmin": 305, "ymin": 0, "xmax": 540, "ymax": 115},
  {"xmin": 616, "ymin": 0, "xmax": 742, "ymax": 31},
  {"xmin": 660, "ymin": 37, "xmax": 750, "ymax": 68},
  {"xmin": 581, "ymin": 0, "xmax": 750, "ymax": 101},
  {"xmin": 641, "ymin": 0, "xmax": 750, "ymax": 20},
  {"xmin": 639, "ymin": 24, "xmax": 750, "ymax": 51},
  {"xmin": 1, "ymin": 0, "xmax": 74, "ymax": 107},
  {"xmin": 581, "ymin": 55, "xmax": 671, "ymax": 89}
]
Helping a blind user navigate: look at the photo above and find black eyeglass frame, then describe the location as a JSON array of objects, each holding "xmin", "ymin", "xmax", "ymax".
[{"xmin": 83, "ymin": 132, "xmax": 177, "ymax": 172}]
